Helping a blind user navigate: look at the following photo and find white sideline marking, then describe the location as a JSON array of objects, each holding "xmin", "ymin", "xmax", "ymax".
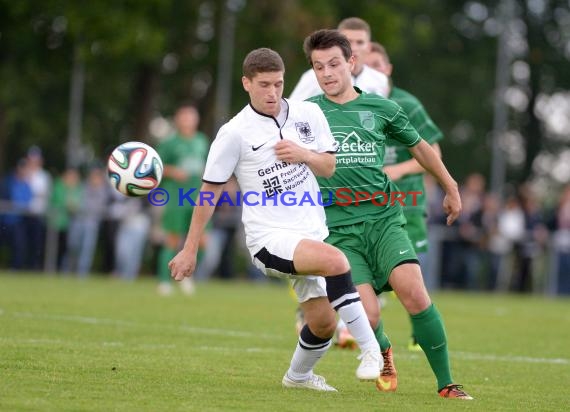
[
  {"xmin": 5, "ymin": 311, "xmax": 569, "ymax": 366},
  {"xmin": 180, "ymin": 326, "xmax": 258, "ymax": 338},
  {"xmin": 2, "ymin": 333, "xmax": 568, "ymax": 367},
  {"xmin": 450, "ymin": 351, "xmax": 569, "ymax": 365},
  {"xmin": 195, "ymin": 345, "xmax": 277, "ymax": 353},
  {"xmin": 0, "ymin": 337, "xmax": 177, "ymax": 351},
  {"xmin": 10, "ymin": 311, "xmax": 279, "ymax": 340},
  {"xmin": 13, "ymin": 312, "xmax": 137, "ymax": 327}
]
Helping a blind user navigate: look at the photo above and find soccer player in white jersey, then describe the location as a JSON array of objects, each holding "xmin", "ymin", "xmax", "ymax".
[
  {"xmin": 169, "ymin": 47, "xmax": 382, "ymax": 392},
  {"xmin": 289, "ymin": 17, "xmax": 389, "ymax": 101}
]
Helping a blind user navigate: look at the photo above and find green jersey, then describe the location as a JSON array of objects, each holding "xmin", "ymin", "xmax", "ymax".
[
  {"xmin": 48, "ymin": 177, "xmax": 82, "ymax": 230},
  {"xmin": 157, "ymin": 132, "xmax": 209, "ymax": 196},
  {"xmin": 384, "ymin": 87, "xmax": 443, "ymax": 214},
  {"xmin": 309, "ymin": 89, "xmax": 421, "ymax": 228}
]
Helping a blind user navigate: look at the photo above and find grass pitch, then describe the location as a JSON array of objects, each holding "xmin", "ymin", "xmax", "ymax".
[{"xmin": 1, "ymin": 272, "xmax": 569, "ymax": 411}]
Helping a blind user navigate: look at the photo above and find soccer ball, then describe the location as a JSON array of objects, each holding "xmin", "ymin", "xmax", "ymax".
[{"xmin": 107, "ymin": 141, "xmax": 163, "ymax": 197}]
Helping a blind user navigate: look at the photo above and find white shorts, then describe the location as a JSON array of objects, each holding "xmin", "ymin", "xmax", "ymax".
[{"xmin": 251, "ymin": 231, "xmax": 327, "ymax": 303}]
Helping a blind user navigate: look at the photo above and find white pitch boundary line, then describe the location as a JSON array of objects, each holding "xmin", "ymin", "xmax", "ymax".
[
  {"xmin": 1, "ymin": 336, "xmax": 568, "ymax": 366},
  {"xmin": 0, "ymin": 335, "xmax": 568, "ymax": 366},
  {"xmin": 450, "ymin": 351, "xmax": 569, "ymax": 365},
  {"xmin": 196, "ymin": 347, "xmax": 570, "ymax": 365},
  {"xmin": 4, "ymin": 311, "xmax": 569, "ymax": 366},
  {"xmin": 0, "ymin": 337, "xmax": 178, "ymax": 351},
  {"xmin": 10, "ymin": 311, "xmax": 280, "ymax": 340}
]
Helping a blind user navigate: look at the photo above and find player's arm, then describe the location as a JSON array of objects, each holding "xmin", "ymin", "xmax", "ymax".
[
  {"xmin": 384, "ymin": 143, "xmax": 441, "ymax": 181},
  {"xmin": 274, "ymin": 140, "xmax": 335, "ymax": 177},
  {"xmin": 169, "ymin": 182, "xmax": 224, "ymax": 280},
  {"xmin": 408, "ymin": 140, "xmax": 461, "ymax": 225}
]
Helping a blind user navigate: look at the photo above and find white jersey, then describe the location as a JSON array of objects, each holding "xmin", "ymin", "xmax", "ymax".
[
  {"xmin": 203, "ymin": 99, "xmax": 337, "ymax": 250},
  {"xmin": 289, "ymin": 64, "xmax": 390, "ymax": 101}
]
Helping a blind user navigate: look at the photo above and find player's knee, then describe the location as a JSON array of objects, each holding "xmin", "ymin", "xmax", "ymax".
[
  {"xmin": 304, "ymin": 305, "xmax": 336, "ymax": 338},
  {"xmin": 306, "ymin": 316, "xmax": 336, "ymax": 338},
  {"xmin": 402, "ymin": 287, "xmax": 431, "ymax": 314},
  {"xmin": 325, "ymin": 249, "xmax": 350, "ymax": 275}
]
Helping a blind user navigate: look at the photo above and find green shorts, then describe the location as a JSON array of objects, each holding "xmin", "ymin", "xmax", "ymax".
[
  {"xmin": 325, "ymin": 212, "xmax": 418, "ymax": 294},
  {"xmin": 403, "ymin": 212, "xmax": 429, "ymax": 253},
  {"xmin": 161, "ymin": 203, "xmax": 194, "ymax": 235}
]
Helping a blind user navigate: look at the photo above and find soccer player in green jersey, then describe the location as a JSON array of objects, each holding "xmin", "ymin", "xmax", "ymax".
[
  {"xmin": 303, "ymin": 29, "xmax": 473, "ymax": 400},
  {"xmin": 156, "ymin": 104, "xmax": 209, "ymax": 296},
  {"xmin": 366, "ymin": 41, "xmax": 444, "ymax": 351}
]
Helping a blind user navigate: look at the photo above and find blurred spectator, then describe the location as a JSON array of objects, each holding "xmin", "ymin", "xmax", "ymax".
[
  {"xmin": 423, "ymin": 174, "xmax": 446, "ymax": 288},
  {"xmin": 457, "ymin": 173, "xmax": 486, "ymax": 289},
  {"xmin": 25, "ymin": 146, "xmax": 52, "ymax": 270},
  {"xmin": 63, "ymin": 166, "xmax": 108, "ymax": 276},
  {"xmin": 425, "ymin": 174, "xmax": 446, "ymax": 225},
  {"xmin": 48, "ymin": 168, "xmax": 82, "ymax": 270},
  {"xmin": 512, "ymin": 185, "xmax": 549, "ymax": 292},
  {"xmin": 4, "ymin": 159, "xmax": 33, "ymax": 269},
  {"xmin": 552, "ymin": 185, "xmax": 570, "ymax": 294},
  {"xmin": 0, "ymin": 172, "xmax": 8, "ymax": 262},
  {"xmin": 101, "ymin": 189, "xmax": 127, "ymax": 273},
  {"xmin": 478, "ymin": 193, "xmax": 508, "ymax": 290},
  {"xmin": 114, "ymin": 197, "xmax": 151, "ymax": 280},
  {"xmin": 494, "ymin": 194, "xmax": 526, "ymax": 290},
  {"xmin": 440, "ymin": 173, "xmax": 485, "ymax": 289}
]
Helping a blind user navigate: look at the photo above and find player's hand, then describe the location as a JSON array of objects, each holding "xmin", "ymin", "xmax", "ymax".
[
  {"xmin": 165, "ymin": 166, "xmax": 188, "ymax": 182},
  {"xmin": 275, "ymin": 140, "xmax": 309, "ymax": 164},
  {"xmin": 383, "ymin": 165, "xmax": 404, "ymax": 181},
  {"xmin": 168, "ymin": 249, "xmax": 197, "ymax": 281},
  {"xmin": 442, "ymin": 190, "xmax": 462, "ymax": 226}
]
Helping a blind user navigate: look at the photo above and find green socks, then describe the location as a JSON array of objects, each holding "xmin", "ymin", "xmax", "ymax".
[
  {"xmin": 157, "ymin": 247, "xmax": 177, "ymax": 283},
  {"xmin": 158, "ymin": 247, "xmax": 204, "ymax": 283},
  {"xmin": 373, "ymin": 320, "xmax": 392, "ymax": 352},
  {"xmin": 410, "ymin": 303, "xmax": 453, "ymax": 390}
]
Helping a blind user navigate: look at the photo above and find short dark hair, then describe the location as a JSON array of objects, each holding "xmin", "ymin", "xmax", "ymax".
[
  {"xmin": 370, "ymin": 41, "xmax": 391, "ymax": 64},
  {"xmin": 175, "ymin": 100, "xmax": 198, "ymax": 112},
  {"xmin": 337, "ymin": 17, "xmax": 371, "ymax": 37},
  {"xmin": 242, "ymin": 48, "xmax": 284, "ymax": 79},
  {"xmin": 303, "ymin": 29, "xmax": 352, "ymax": 65}
]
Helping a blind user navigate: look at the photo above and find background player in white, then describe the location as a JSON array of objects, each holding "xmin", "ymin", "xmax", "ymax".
[
  {"xmin": 169, "ymin": 47, "xmax": 381, "ymax": 392},
  {"xmin": 289, "ymin": 17, "xmax": 389, "ymax": 101}
]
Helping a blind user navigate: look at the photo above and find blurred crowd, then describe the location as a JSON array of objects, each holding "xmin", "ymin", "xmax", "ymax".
[
  {"xmin": 423, "ymin": 173, "xmax": 570, "ymax": 295},
  {"xmin": 0, "ymin": 147, "xmax": 569, "ymax": 296},
  {"xmin": 0, "ymin": 145, "xmax": 263, "ymax": 288}
]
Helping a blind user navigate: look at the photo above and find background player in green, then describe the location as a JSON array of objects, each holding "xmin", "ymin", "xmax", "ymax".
[
  {"xmin": 304, "ymin": 29, "xmax": 473, "ymax": 399},
  {"xmin": 156, "ymin": 103, "xmax": 209, "ymax": 296},
  {"xmin": 366, "ymin": 41, "xmax": 444, "ymax": 351}
]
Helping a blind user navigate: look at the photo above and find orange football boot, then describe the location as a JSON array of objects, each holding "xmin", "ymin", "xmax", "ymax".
[
  {"xmin": 438, "ymin": 384, "xmax": 474, "ymax": 400},
  {"xmin": 375, "ymin": 346, "xmax": 397, "ymax": 392}
]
